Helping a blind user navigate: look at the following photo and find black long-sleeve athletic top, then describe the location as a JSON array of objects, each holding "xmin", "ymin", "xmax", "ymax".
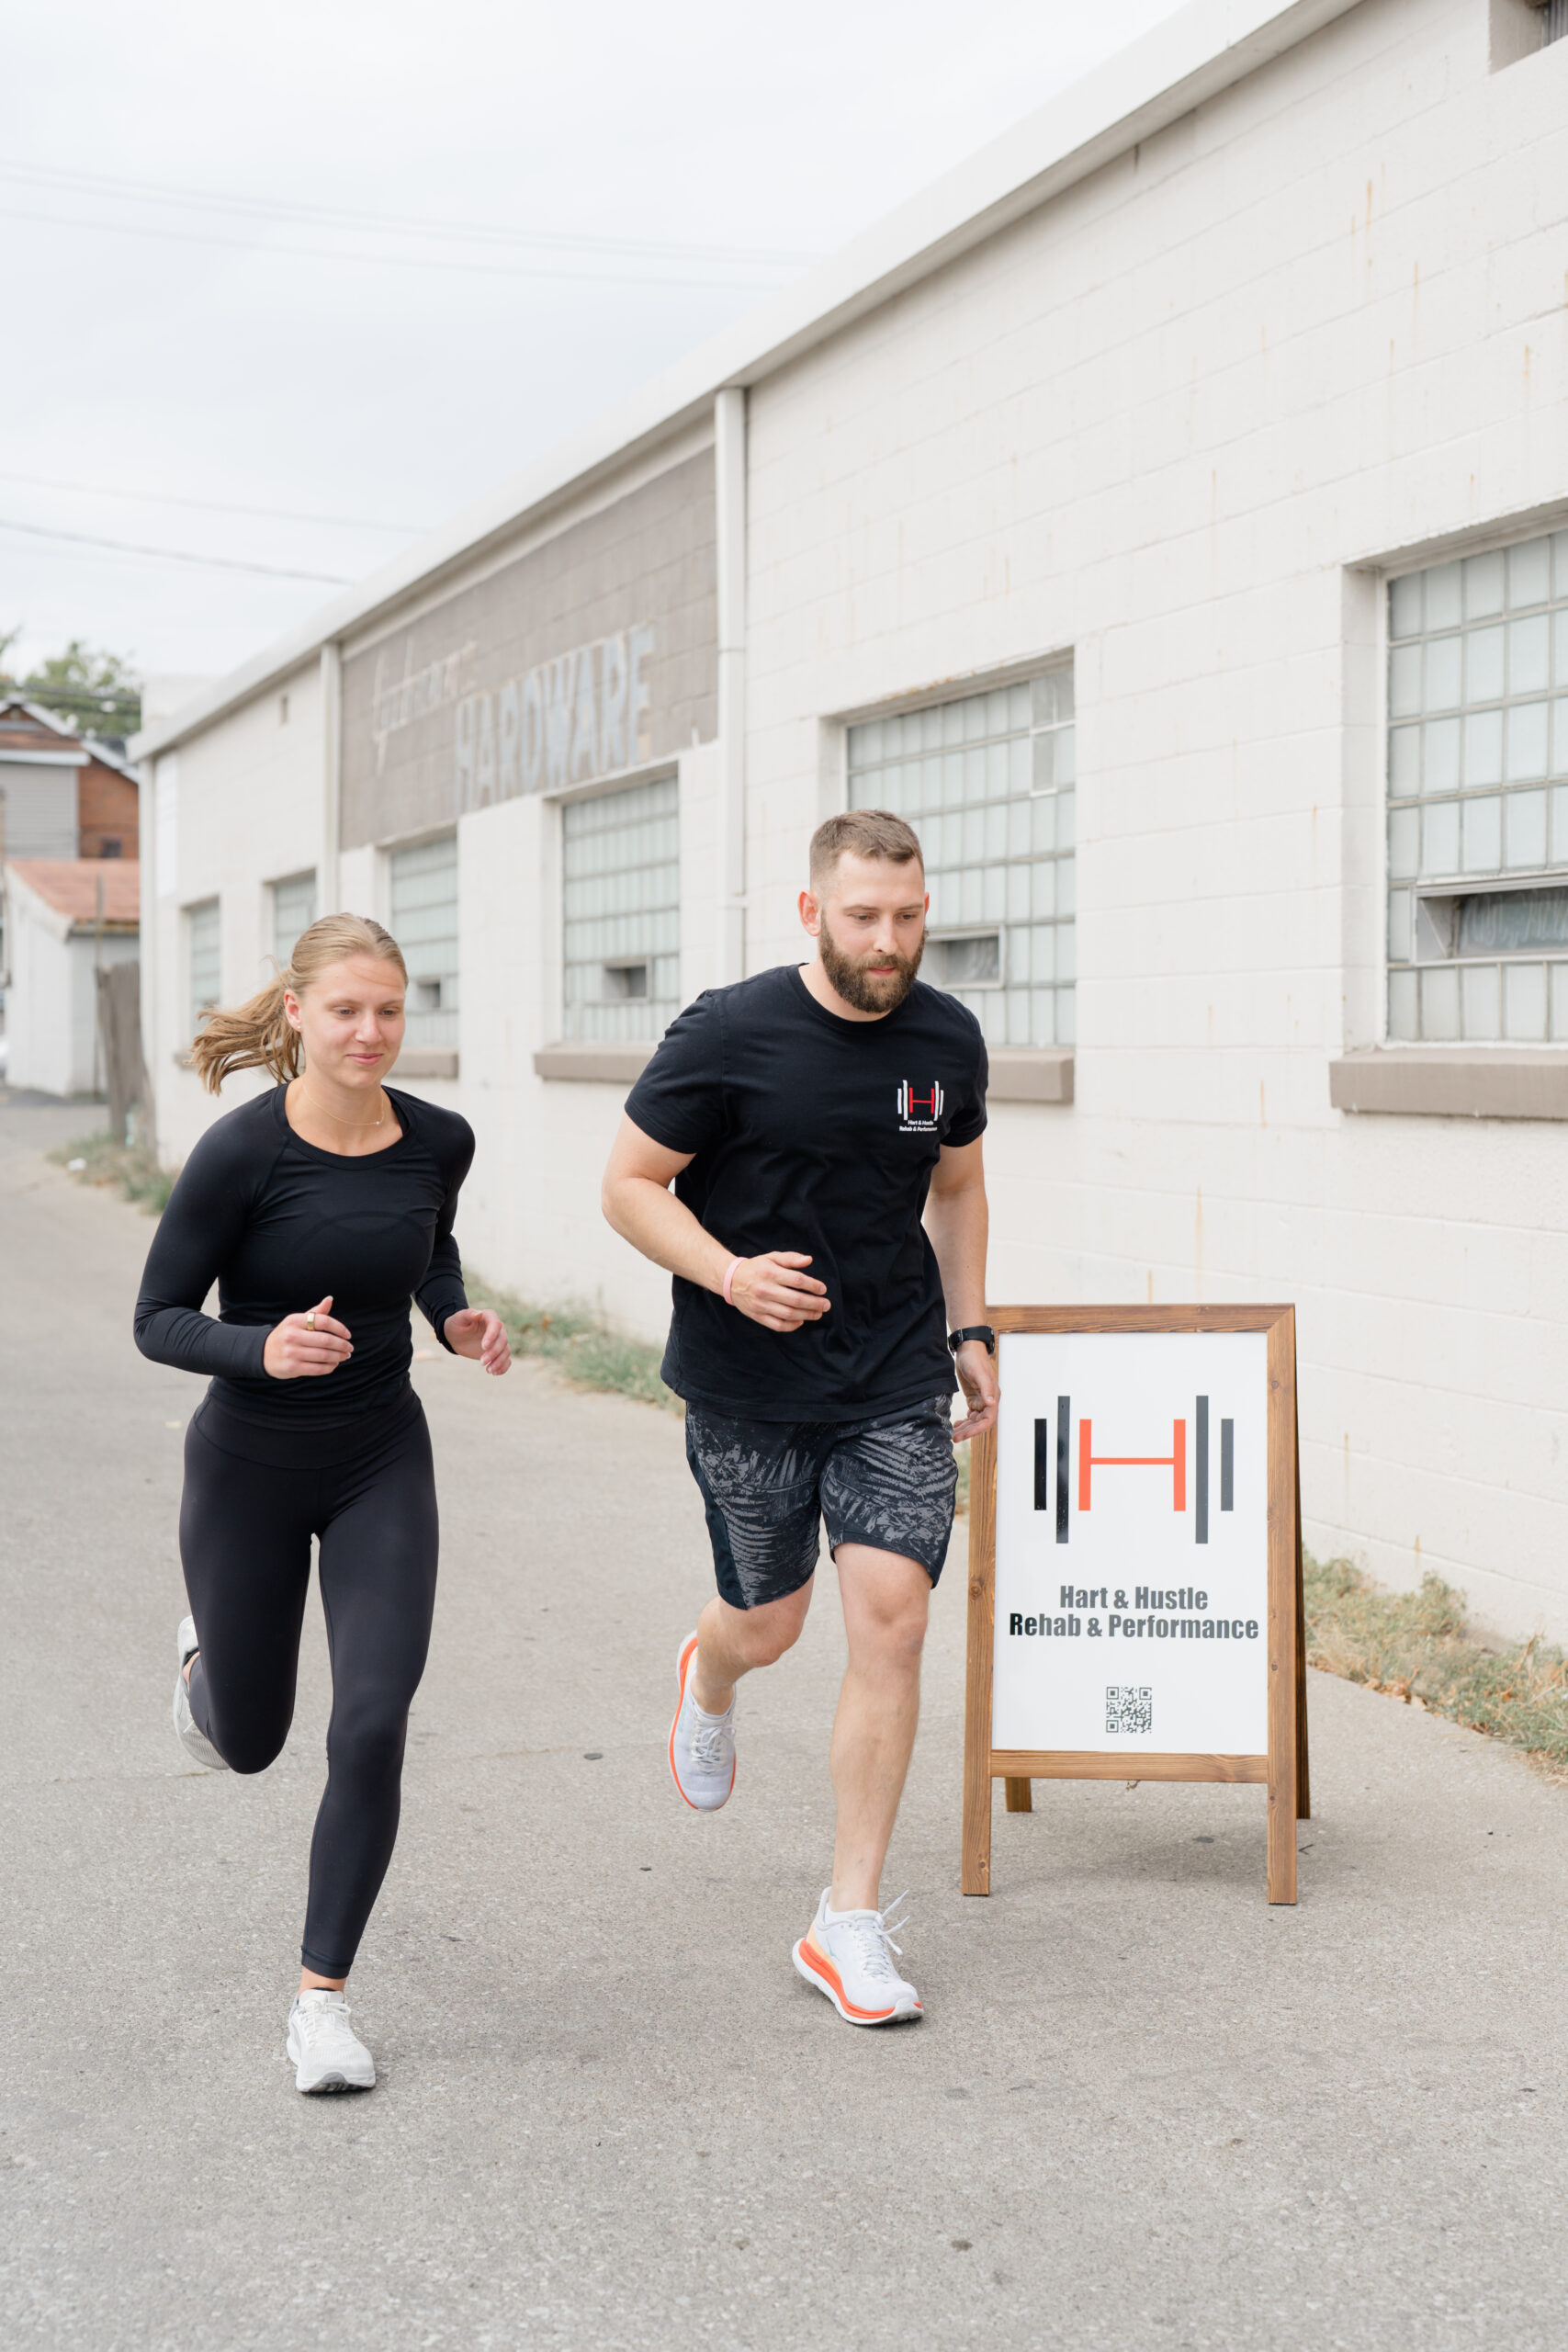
[{"xmin": 134, "ymin": 1085, "xmax": 473, "ymax": 1442}]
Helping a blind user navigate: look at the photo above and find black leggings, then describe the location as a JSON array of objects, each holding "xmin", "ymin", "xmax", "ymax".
[{"xmin": 179, "ymin": 1399, "xmax": 439, "ymax": 1977}]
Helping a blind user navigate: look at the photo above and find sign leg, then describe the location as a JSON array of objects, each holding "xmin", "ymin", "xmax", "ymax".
[
  {"xmin": 1266, "ymin": 1315, "xmax": 1300, "ymax": 1904},
  {"xmin": 963, "ymin": 1752, "xmax": 994, "ymax": 1894},
  {"xmin": 1003, "ymin": 1777, "xmax": 1032, "ymax": 1813},
  {"xmin": 1267, "ymin": 1765, "xmax": 1298, "ymax": 1903},
  {"xmin": 962, "ymin": 1427, "xmax": 998, "ymax": 1895},
  {"xmin": 1293, "ymin": 1417, "xmax": 1312, "ymax": 1821}
]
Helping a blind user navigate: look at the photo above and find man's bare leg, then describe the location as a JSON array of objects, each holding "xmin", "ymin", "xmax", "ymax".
[
  {"xmin": 691, "ymin": 1579, "xmax": 814, "ymax": 1716},
  {"xmin": 828, "ymin": 1544, "xmax": 931, "ymax": 1913}
]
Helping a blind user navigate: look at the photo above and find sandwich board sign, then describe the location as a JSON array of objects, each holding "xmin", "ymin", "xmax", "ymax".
[{"xmin": 962, "ymin": 1306, "xmax": 1309, "ymax": 1905}]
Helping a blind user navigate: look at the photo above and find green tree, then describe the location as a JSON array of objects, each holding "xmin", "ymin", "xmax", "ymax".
[{"xmin": 0, "ymin": 633, "xmax": 142, "ymax": 748}]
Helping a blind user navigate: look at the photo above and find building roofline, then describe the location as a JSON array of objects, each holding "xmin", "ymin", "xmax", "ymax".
[
  {"xmin": 1, "ymin": 696, "xmax": 140, "ymax": 778},
  {"xmin": 130, "ymin": 0, "xmax": 1362, "ymax": 763},
  {"xmin": 4, "ymin": 855, "xmax": 141, "ymax": 933}
]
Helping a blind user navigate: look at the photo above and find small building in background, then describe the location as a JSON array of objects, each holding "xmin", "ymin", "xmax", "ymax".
[
  {"xmin": 0, "ymin": 699, "xmax": 141, "ymax": 1041},
  {"xmin": 0, "ymin": 699, "xmax": 140, "ymax": 861},
  {"xmin": 3, "ymin": 859, "xmax": 140, "ymax": 1097}
]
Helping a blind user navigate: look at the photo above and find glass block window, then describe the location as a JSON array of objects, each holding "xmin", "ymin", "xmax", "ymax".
[
  {"xmin": 389, "ymin": 834, "xmax": 458, "ymax": 1051},
  {"xmin": 1387, "ymin": 529, "xmax": 1568, "ymax": 1042},
  {"xmin": 272, "ymin": 870, "xmax": 316, "ymax": 971},
  {"xmin": 846, "ymin": 668, "xmax": 1075, "ymax": 1046},
  {"xmin": 187, "ymin": 899, "xmax": 220, "ymax": 1035},
  {"xmin": 562, "ymin": 775, "xmax": 680, "ymax": 1043}
]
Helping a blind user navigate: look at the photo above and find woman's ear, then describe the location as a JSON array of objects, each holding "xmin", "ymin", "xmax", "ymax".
[{"xmin": 282, "ymin": 987, "xmax": 305, "ymax": 1035}]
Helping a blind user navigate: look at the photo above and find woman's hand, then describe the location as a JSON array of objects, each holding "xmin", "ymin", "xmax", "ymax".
[
  {"xmin": 443, "ymin": 1306, "xmax": 512, "ymax": 1375},
  {"xmin": 264, "ymin": 1295, "xmax": 353, "ymax": 1379},
  {"xmin": 727, "ymin": 1251, "xmax": 830, "ymax": 1334}
]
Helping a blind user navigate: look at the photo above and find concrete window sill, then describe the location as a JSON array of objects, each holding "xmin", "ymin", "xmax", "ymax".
[
  {"xmin": 533, "ymin": 1042, "xmax": 1074, "ymax": 1099},
  {"xmin": 1329, "ymin": 1049, "xmax": 1568, "ymax": 1120},
  {"xmin": 987, "ymin": 1049, "xmax": 1074, "ymax": 1105},
  {"xmin": 534, "ymin": 1043, "xmax": 656, "ymax": 1084}
]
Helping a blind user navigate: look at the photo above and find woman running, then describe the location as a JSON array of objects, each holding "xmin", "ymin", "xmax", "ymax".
[{"xmin": 134, "ymin": 912, "xmax": 510, "ymax": 2093}]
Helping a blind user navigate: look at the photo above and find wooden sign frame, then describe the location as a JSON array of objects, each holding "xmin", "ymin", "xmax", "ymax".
[{"xmin": 962, "ymin": 1305, "xmax": 1310, "ymax": 1905}]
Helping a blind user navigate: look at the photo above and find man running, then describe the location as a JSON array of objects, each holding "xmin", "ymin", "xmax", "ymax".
[{"xmin": 601, "ymin": 808, "xmax": 998, "ymax": 2026}]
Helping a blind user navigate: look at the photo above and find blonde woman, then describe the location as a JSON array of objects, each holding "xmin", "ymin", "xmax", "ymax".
[{"xmin": 134, "ymin": 914, "xmax": 509, "ymax": 2092}]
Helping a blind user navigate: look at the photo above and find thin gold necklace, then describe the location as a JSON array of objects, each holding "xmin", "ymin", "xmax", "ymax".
[{"xmin": 297, "ymin": 1081, "xmax": 389, "ymax": 1133}]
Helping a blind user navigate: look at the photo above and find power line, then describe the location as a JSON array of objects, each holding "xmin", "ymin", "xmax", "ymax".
[
  {"xmin": 0, "ymin": 201, "xmax": 802, "ymax": 292},
  {"xmin": 0, "ymin": 470, "xmax": 425, "ymax": 535},
  {"xmin": 0, "ymin": 159, "xmax": 821, "ymax": 269},
  {"xmin": 0, "ymin": 517, "xmax": 350, "ymax": 583}
]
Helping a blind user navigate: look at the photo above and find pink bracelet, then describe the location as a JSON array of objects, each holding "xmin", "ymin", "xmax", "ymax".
[{"xmin": 721, "ymin": 1256, "xmax": 743, "ymax": 1306}]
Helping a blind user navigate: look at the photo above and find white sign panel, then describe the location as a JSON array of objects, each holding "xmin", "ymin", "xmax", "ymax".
[{"xmin": 992, "ymin": 1329, "xmax": 1270, "ymax": 1756}]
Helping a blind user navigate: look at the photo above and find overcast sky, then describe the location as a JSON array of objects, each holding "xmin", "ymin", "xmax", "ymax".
[{"xmin": 3, "ymin": 0, "xmax": 1190, "ymax": 692}]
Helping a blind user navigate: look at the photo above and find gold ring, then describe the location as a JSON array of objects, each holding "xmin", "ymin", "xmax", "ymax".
[{"xmin": 305, "ymin": 1311, "xmax": 316, "ymax": 1332}]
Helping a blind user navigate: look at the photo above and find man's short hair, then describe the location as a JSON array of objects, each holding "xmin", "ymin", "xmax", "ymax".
[{"xmin": 809, "ymin": 808, "xmax": 924, "ymax": 891}]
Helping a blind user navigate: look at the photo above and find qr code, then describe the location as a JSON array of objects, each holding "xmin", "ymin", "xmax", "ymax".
[{"xmin": 1106, "ymin": 1685, "xmax": 1153, "ymax": 1736}]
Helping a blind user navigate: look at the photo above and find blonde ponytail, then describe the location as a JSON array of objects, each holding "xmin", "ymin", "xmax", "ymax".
[{"xmin": 189, "ymin": 911, "xmax": 408, "ymax": 1094}]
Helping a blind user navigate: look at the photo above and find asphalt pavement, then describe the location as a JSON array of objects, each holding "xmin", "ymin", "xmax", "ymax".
[{"xmin": 2, "ymin": 1093, "xmax": 1565, "ymax": 2351}]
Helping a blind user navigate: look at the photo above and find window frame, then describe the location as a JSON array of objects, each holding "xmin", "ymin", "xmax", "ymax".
[
  {"xmin": 186, "ymin": 896, "xmax": 221, "ymax": 1041},
  {"xmin": 1382, "ymin": 522, "xmax": 1568, "ymax": 1049},
  {"xmin": 839, "ymin": 656, "xmax": 1077, "ymax": 1052},
  {"xmin": 269, "ymin": 868, "xmax": 317, "ymax": 975},
  {"xmin": 558, "ymin": 769, "xmax": 681, "ymax": 1046},
  {"xmin": 387, "ymin": 830, "xmax": 460, "ymax": 1053}
]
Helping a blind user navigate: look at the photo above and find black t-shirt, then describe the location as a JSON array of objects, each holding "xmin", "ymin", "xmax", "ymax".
[
  {"xmin": 134, "ymin": 1084, "xmax": 472, "ymax": 1441},
  {"xmin": 624, "ymin": 964, "xmax": 987, "ymax": 1421}
]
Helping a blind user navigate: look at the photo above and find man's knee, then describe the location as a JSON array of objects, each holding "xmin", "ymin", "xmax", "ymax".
[
  {"xmin": 720, "ymin": 1578, "xmax": 811, "ymax": 1669},
  {"xmin": 840, "ymin": 1557, "xmax": 931, "ymax": 1667},
  {"xmin": 737, "ymin": 1604, "xmax": 807, "ymax": 1669},
  {"xmin": 871, "ymin": 1596, "xmax": 930, "ymax": 1666}
]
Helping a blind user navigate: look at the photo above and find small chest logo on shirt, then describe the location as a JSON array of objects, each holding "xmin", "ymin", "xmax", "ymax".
[{"xmin": 896, "ymin": 1079, "xmax": 945, "ymax": 1134}]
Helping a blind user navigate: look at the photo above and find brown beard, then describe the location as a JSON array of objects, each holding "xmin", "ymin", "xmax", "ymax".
[{"xmin": 818, "ymin": 910, "xmax": 924, "ymax": 1013}]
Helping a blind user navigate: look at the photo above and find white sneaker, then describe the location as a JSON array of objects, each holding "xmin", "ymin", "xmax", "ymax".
[
  {"xmin": 286, "ymin": 1992, "xmax": 377, "ymax": 2094},
  {"xmin": 793, "ymin": 1889, "xmax": 923, "ymax": 2025},
  {"xmin": 668, "ymin": 1633, "xmax": 736, "ymax": 1811},
  {"xmin": 171, "ymin": 1614, "xmax": 228, "ymax": 1771}
]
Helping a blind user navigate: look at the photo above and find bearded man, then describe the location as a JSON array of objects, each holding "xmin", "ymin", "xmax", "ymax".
[{"xmin": 601, "ymin": 808, "xmax": 998, "ymax": 2026}]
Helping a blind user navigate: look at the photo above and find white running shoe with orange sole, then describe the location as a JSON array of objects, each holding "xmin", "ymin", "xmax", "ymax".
[
  {"xmin": 793, "ymin": 1889, "xmax": 922, "ymax": 2025},
  {"xmin": 668, "ymin": 1632, "xmax": 736, "ymax": 1811}
]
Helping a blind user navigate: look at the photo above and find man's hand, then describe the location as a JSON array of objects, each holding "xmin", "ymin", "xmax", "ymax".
[
  {"xmin": 951, "ymin": 1338, "xmax": 999, "ymax": 1441},
  {"xmin": 728, "ymin": 1252, "xmax": 830, "ymax": 1334},
  {"xmin": 263, "ymin": 1295, "xmax": 353, "ymax": 1379},
  {"xmin": 600, "ymin": 1117, "xmax": 829, "ymax": 1337},
  {"xmin": 443, "ymin": 1307, "xmax": 512, "ymax": 1375}
]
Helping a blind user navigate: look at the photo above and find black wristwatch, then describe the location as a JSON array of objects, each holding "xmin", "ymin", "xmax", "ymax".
[{"xmin": 947, "ymin": 1325, "xmax": 996, "ymax": 1356}]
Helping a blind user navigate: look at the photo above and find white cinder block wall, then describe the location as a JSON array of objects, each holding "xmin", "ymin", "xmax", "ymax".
[
  {"xmin": 455, "ymin": 736, "xmax": 719, "ymax": 1329},
  {"xmin": 133, "ymin": 0, "xmax": 1568, "ymax": 1643},
  {"xmin": 742, "ymin": 0, "xmax": 1568, "ymax": 1635},
  {"xmin": 149, "ymin": 662, "xmax": 327, "ymax": 1164}
]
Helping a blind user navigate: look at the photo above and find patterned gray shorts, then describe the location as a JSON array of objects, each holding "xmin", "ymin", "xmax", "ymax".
[{"xmin": 683, "ymin": 1394, "xmax": 957, "ymax": 1611}]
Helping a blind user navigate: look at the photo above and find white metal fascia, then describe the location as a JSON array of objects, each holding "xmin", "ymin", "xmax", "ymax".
[
  {"xmin": 130, "ymin": 0, "xmax": 1365, "ymax": 764},
  {"xmin": 0, "ymin": 748, "xmax": 87, "ymax": 768}
]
